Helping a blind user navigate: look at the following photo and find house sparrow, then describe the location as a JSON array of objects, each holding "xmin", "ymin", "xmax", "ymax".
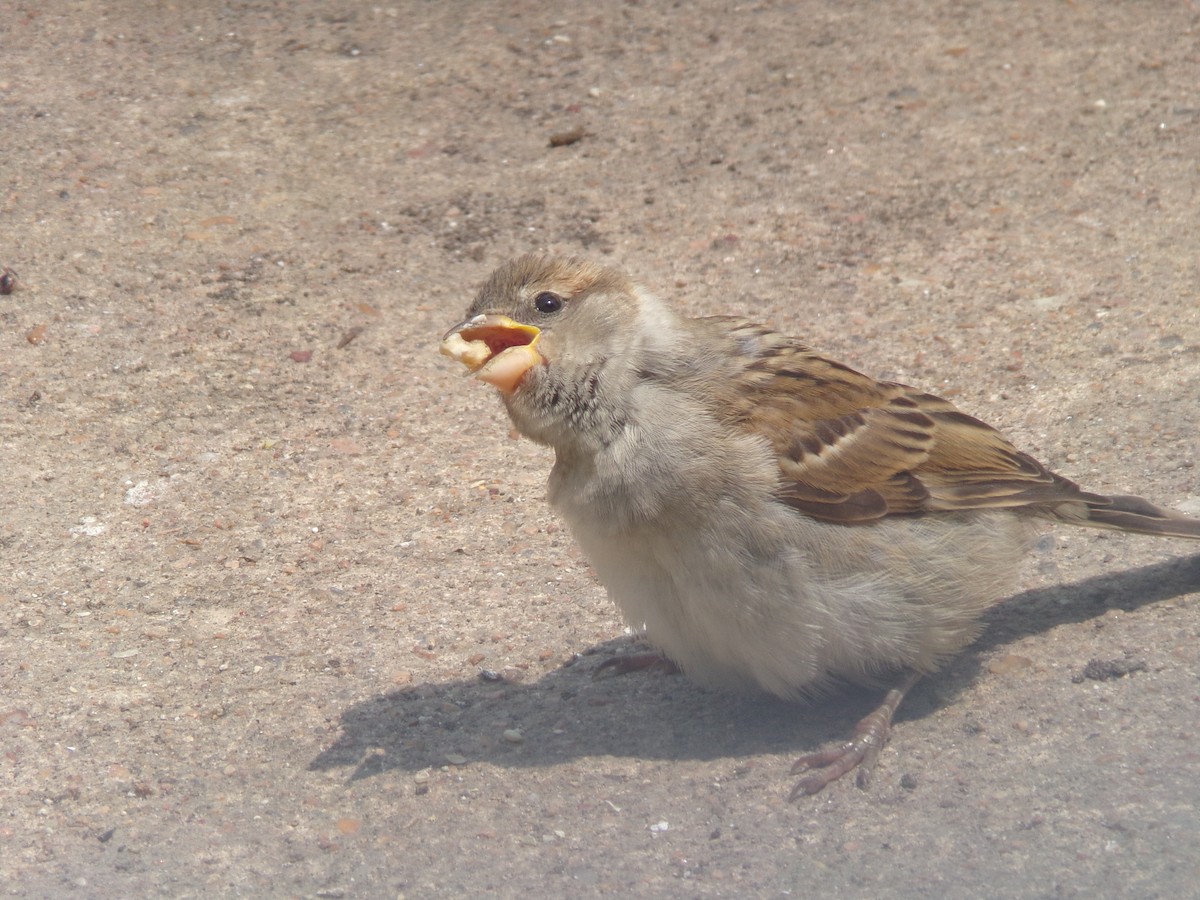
[{"xmin": 440, "ymin": 254, "xmax": 1200, "ymax": 798}]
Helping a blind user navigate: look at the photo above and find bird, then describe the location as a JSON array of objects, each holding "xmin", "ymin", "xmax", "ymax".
[{"xmin": 440, "ymin": 253, "xmax": 1200, "ymax": 798}]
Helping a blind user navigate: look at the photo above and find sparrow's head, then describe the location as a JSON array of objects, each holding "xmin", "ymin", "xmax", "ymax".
[
  {"xmin": 441, "ymin": 254, "xmax": 673, "ymax": 447},
  {"xmin": 441, "ymin": 254, "xmax": 636, "ymax": 390}
]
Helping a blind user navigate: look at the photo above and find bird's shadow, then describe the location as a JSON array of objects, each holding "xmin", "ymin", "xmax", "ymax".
[{"xmin": 309, "ymin": 553, "xmax": 1200, "ymax": 781}]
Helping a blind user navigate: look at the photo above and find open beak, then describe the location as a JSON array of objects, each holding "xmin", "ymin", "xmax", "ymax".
[{"xmin": 440, "ymin": 314, "xmax": 544, "ymax": 393}]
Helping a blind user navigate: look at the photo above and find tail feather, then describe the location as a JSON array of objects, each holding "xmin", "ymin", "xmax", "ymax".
[{"xmin": 1056, "ymin": 493, "xmax": 1200, "ymax": 539}]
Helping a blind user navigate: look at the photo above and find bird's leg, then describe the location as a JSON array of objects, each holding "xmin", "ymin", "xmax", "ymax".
[{"xmin": 789, "ymin": 670, "xmax": 921, "ymax": 799}]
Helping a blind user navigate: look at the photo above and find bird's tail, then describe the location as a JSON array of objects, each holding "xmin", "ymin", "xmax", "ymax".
[{"xmin": 1054, "ymin": 493, "xmax": 1200, "ymax": 539}]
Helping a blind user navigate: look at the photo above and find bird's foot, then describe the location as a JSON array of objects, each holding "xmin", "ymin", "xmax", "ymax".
[
  {"xmin": 788, "ymin": 671, "xmax": 921, "ymax": 799},
  {"xmin": 593, "ymin": 652, "xmax": 679, "ymax": 679}
]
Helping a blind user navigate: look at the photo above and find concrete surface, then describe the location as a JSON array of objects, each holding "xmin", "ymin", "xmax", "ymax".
[{"xmin": 3, "ymin": 2, "xmax": 1199, "ymax": 897}]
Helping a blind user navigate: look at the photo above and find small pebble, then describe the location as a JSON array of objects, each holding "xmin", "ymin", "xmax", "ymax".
[
  {"xmin": 503, "ymin": 729, "xmax": 524, "ymax": 744},
  {"xmin": 988, "ymin": 653, "xmax": 1032, "ymax": 675}
]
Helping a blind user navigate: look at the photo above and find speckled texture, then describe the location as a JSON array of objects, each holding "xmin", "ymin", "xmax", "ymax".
[{"xmin": 2, "ymin": 2, "xmax": 1198, "ymax": 897}]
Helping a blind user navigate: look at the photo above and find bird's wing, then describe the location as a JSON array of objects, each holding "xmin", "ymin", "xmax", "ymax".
[{"xmin": 696, "ymin": 319, "xmax": 1100, "ymax": 524}]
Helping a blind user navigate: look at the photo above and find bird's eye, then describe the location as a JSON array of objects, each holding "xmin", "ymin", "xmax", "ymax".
[{"xmin": 533, "ymin": 291, "xmax": 564, "ymax": 315}]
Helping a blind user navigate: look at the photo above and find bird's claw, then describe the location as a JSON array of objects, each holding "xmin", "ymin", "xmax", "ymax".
[
  {"xmin": 787, "ymin": 671, "xmax": 921, "ymax": 799},
  {"xmin": 592, "ymin": 652, "xmax": 679, "ymax": 680}
]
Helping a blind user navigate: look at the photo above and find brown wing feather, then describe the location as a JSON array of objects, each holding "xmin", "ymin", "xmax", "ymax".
[{"xmin": 697, "ymin": 319, "xmax": 1101, "ymax": 524}]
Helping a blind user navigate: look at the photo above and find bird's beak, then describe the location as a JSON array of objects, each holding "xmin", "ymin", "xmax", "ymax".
[{"xmin": 440, "ymin": 314, "xmax": 544, "ymax": 394}]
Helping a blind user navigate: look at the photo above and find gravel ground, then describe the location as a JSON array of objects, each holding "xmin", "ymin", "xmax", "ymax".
[{"xmin": 3, "ymin": 2, "xmax": 1199, "ymax": 897}]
